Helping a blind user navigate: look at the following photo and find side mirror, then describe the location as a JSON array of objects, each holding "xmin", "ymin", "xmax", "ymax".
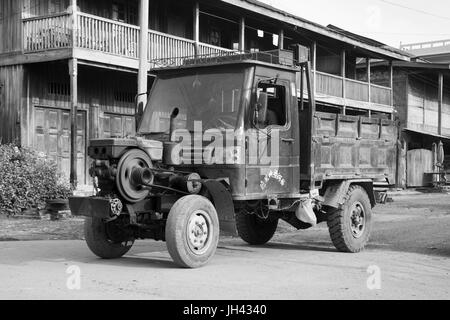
[{"xmin": 255, "ymin": 92, "xmax": 268, "ymax": 126}]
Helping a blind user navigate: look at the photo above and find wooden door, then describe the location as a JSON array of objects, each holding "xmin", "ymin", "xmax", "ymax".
[
  {"xmin": 407, "ymin": 149, "xmax": 433, "ymax": 187},
  {"xmin": 34, "ymin": 107, "xmax": 86, "ymax": 184}
]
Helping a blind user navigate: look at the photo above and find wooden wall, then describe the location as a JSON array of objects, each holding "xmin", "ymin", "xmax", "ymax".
[
  {"xmin": 0, "ymin": 65, "xmax": 24, "ymax": 144},
  {"xmin": 316, "ymin": 46, "xmax": 341, "ymax": 76},
  {"xmin": 0, "ymin": 0, "xmax": 23, "ymax": 54},
  {"xmin": 22, "ymin": 0, "xmax": 70, "ymax": 17},
  {"xmin": 26, "ymin": 62, "xmax": 137, "ymax": 115},
  {"xmin": 406, "ymin": 73, "xmax": 450, "ymax": 136}
]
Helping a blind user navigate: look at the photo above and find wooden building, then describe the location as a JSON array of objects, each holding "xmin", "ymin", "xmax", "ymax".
[
  {"xmin": 369, "ymin": 59, "xmax": 450, "ymax": 187},
  {"xmin": 0, "ymin": 0, "xmax": 410, "ymax": 188}
]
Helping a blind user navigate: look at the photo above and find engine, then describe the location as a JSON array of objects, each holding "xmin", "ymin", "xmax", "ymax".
[{"xmin": 88, "ymin": 138, "xmax": 202, "ymax": 204}]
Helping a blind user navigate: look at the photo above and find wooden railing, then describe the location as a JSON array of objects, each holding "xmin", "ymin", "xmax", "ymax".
[
  {"xmin": 316, "ymin": 72, "xmax": 343, "ymax": 98},
  {"xmin": 148, "ymin": 30, "xmax": 234, "ymax": 67},
  {"xmin": 198, "ymin": 42, "xmax": 234, "ymax": 57},
  {"xmin": 148, "ymin": 30, "xmax": 196, "ymax": 66},
  {"xmin": 314, "ymin": 71, "xmax": 391, "ymax": 106},
  {"xmin": 76, "ymin": 13, "xmax": 140, "ymax": 58},
  {"xmin": 345, "ymin": 78, "xmax": 369, "ymax": 102},
  {"xmin": 23, "ymin": 13, "xmax": 72, "ymax": 52},
  {"xmin": 23, "ymin": 13, "xmax": 233, "ymax": 64},
  {"xmin": 370, "ymin": 84, "xmax": 391, "ymax": 106}
]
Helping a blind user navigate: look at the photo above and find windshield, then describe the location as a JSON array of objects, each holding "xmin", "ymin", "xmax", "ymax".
[{"xmin": 139, "ymin": 67, "xmax": 246, "ymax": 134}]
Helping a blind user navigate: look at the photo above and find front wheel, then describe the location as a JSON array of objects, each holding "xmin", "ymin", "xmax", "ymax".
[
  {"xmin": 165, "ymin": 195, "xmax": 220, "ymax": 268},
  {"xmin": 327, "ymin": 185, "xmax": 372, "ymax": 253},
  {"xmin": 84, "ymin": 217, "xmax": 134, "ymax": 259}
]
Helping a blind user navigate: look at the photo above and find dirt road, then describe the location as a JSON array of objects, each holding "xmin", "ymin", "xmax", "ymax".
[{"xmin": 0, "ymin": 193, "xmax": 449, "ymax": 300}]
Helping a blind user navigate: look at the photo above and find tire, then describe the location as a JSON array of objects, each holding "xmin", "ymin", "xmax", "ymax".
[
  {"xmin": 84, "ymin": 217, "xmax": 134, "ymax": 259},
  {"xmin": 166, "ymin": 195, "xmax": 219, "ymax": 268},
  {"xmin": 327, "ymin": 185, "xmax": 372, "ymax": 253},
  {"xmin": 236, "ymin": 210, "xmax": 278, "ymax": 245}
]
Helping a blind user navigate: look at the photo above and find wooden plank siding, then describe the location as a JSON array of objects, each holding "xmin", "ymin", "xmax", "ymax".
[
  {"xmin": 0, "ymin": 0, "xmax": 23, "ymax": 54},
  {"xmin": 0, "ymin": 65, "xmax": 24, "ymax": 144},
  {"xmin": 22, "ymin": 0, "xmax": 71, "ymax": 17},
  {"xmin": 26, "ymin": 62, "xmax": 137, "ymax": 119},
  {"xmin": 406, "ymin": 74, "xmax": 450, "ymax": 136}
]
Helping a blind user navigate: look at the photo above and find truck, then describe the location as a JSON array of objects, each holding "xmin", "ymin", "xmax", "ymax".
[{"xmin": 69, "ymin": 50, "xmax": 398, "ymax": 268}]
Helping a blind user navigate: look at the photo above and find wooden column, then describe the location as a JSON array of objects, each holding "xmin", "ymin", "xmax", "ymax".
[
  {"xmin": 341, "ymin": 49, "xmax": 346, "ymax": 114},
  {"xmin": 69, "ymin": 58, "xmax": 78, "ymax": 188},
  {"xmin": 438, "ymin": 73, "xmax": 443, "ymax": 136},
  {"xmin": 367, "ymin": 57, "xmax": 371, "ymax": 107},
  {"xmin": 239, "ymin": 17, "xmax": 245, "ymax": 52},
  {"xmin": 278, "ymin": 29, "xmax": 284, "ymax": 50},
  {"xmin": 389, "ymin": 61, "xmax": 394, "ymax": 106},
  {"xmin": 71, "ymin": 0, "xmax": 78, "ymax": 47},
  {"xmin": 137, "ymin": 0, "xmax": 149, "ymax": 110},
  {"xmin": 193, "ymin": 2, "xmax": 200, "ymax": 56},
  {"xmin": 311, "ymin": 41, "xmax": 317, "ymax": 94}
]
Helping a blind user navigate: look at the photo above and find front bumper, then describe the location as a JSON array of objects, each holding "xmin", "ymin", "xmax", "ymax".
[{"xmin": 68, "ymin": 197, "xmax": 115, "ymax": 219}]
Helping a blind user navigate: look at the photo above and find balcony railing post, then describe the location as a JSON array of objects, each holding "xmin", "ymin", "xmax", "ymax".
[
  {"xmin": 390, "ymin": 60, "xmax": 394, "ymax": 107},
  {"xmin": 71, "ymin": 0, "xmax": 78, "ymax": 47},
  {"xmin": 341, "ymin": 49, "xmax": 346, "ymax": 114},
  {"xmin": 193, "ymin": 2, "xmax": 200, "ymax": 57},
  {"xmin": 367, "ymin": 57, "xmax": 371, "ymax": 111},
  {"xmin": 311, "ymin": 41, "xmax": 317, "ymax": 95},
  {"xmin": 239, "ymin": 17, "xmax": 245, "ymax": 52},
  {"xmin": 438, "ymin": 73, "xmax": 443, "ymax": 136}
]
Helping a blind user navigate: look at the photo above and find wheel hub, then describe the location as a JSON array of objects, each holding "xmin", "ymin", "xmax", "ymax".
[
  {"xmin": 187, "ymin": 210, "xmax": 212, "ymax": 255},
  {"xmin": 350, "ymin": 202, "xmax": 366, "ymax": 239}
]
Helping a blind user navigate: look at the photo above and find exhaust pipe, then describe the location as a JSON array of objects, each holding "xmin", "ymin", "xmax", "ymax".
[{"xmin": 169, "ymin": 108, "xmax": 180, "ymax": 141}]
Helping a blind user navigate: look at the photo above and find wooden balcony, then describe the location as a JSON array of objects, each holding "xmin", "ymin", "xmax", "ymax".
[
  {"xmin": 22, "ymin": 13, "xmax": 234, "ymax": 68},
  {"xmin": 313, "ymin": 71, "xmax": 393, "ymax": 113}
]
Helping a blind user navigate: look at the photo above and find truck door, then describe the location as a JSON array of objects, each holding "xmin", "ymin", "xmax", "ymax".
[{"xmin": 245, "ymin": 76, "xmax": 300, "ymax": 198}]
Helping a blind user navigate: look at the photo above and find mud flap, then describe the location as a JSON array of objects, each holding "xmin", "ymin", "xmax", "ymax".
[{"xmin": 203, "ymin": 180, "xmax": 237, "ymax": 236}]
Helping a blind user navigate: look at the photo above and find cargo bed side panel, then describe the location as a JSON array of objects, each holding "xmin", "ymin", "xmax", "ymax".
[{"xmin": 300, "ymin": 111, "xmax": 398, "ymax": 186}]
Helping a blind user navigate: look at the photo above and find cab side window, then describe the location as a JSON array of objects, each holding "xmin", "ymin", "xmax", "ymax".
[{"xmin": 257, "ymin": 83, "xmax": 287, "ymax": 127}]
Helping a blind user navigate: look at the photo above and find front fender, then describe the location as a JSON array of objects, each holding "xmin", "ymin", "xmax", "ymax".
[{"xmin": 202, "ymin": 180, "xmax": 237, "ymax": 236}]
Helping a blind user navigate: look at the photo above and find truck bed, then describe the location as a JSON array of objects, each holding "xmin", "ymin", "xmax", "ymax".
[{"xmin": 300, "ymin": 110, "xmax": 398, "ymax": 188}]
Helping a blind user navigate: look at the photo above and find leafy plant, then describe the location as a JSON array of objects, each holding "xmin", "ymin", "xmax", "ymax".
[{"xmin": 0, "ymin": 144, "xmax": 73, "ymax": 216}]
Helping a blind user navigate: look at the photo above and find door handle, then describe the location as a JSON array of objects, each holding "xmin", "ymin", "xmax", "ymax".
[{"xmin": 282, "ymin": 138, "xmax": 295, "ymax": 143}]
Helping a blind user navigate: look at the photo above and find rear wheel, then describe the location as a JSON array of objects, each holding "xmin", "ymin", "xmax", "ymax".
[
  {"xmin": 327, "ymin": 185, "xmax": 372, "ymax": 253},
  {"xmin": 236, "ymin": 209, "xmax": 278, "ymax": 245},
  {"xmin": 84, "ymin": 217, "xmax": 134, "ymax": 259},
  {"xmin": 165, "ymin": 195, "xmax": 219, "ymax": 268}
]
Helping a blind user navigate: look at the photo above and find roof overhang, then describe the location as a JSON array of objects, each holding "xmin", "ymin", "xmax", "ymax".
[
  {"xmin": 404, "ymin": 128, "xmax": 450, "ymax": 142},
  {"xmin": 369, "ymin": 60, "xmax": 450, "ymax": 73},
  {"xmin": 219, "ymin": 0, "xmax": 411, "ymax": 61}
]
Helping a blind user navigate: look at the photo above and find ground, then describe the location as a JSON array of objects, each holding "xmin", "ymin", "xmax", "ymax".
[{"xmin": 0, "ymin": 192, "xmax": 449, "ymax": 300}]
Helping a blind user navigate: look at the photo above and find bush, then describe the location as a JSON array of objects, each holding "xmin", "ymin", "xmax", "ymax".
[{"xmin": 0, "ymin": 144, "xmax": 73, "ymax": 216}]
